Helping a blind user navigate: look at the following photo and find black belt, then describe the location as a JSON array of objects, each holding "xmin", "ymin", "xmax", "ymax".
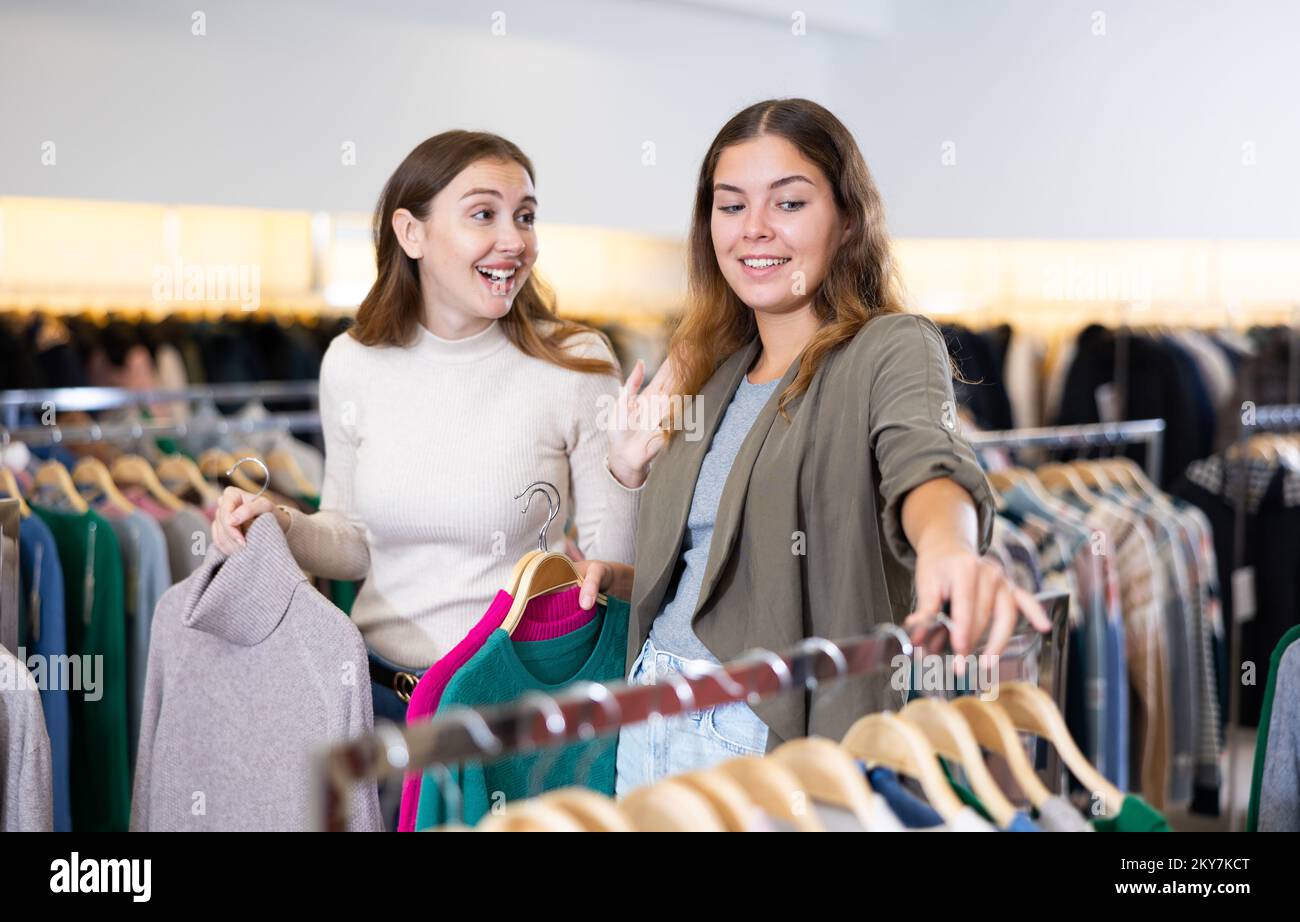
[{"xmin": 369, "ymin": 660, "xmax": 420, "ymax": 704}]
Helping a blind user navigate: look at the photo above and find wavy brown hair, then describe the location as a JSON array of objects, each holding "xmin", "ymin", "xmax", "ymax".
[
  {"xmin": 351, "ymin": 130, "xmax": 615, "ymax": 376},
  {"xmin": 665, "ymin": 98, "xmax": 906, "ymax": 436}
]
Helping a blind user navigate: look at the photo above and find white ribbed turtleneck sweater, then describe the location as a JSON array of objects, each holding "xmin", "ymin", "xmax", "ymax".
[{"xmin": 280, "ymin": 318, "xmax": 642, "ymax": 669}]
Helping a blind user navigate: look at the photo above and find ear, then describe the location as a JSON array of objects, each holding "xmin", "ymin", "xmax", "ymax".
[{"xmin": 391, "ymin": 208, "xmax": 425, "ymax": 260}]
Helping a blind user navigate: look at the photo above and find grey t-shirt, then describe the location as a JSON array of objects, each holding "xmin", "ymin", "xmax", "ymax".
[{"xmin": 648, "ymin": 374, "xmax": 780, "ymax": 664}]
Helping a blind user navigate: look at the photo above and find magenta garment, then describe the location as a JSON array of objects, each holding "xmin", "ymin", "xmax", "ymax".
[{"xmin": 395, "ymin": 585, "xmax": 593, "ymax": 831}]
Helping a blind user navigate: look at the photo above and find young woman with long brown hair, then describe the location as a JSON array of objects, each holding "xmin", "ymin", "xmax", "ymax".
[
  {"xmin": 575, "ymin": 98, "xmax": 1050, "ymax": 791},
  {"xmin": 211, "ymin": 131, "xmax": 653, "ymax": 729}
]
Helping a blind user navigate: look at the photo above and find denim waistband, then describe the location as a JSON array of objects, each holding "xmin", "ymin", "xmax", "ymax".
[{"xmin": 638, "ymin": 635, "xmax": 723, "ymax": 680}]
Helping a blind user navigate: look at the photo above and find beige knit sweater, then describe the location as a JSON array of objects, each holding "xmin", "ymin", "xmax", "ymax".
[{"xmin": 281, "ymin": 319, "xmax": 643, "ymax": 669}]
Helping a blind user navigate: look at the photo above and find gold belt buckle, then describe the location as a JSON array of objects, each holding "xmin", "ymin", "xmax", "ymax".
[{"xmin": 393, "ymin": 671, "xmax": 417, "ymax": 704}]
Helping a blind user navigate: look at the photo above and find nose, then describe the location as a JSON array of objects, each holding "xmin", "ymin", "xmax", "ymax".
[
  {"xmin": 496, "ymin": 222, "xmax": 527, "ymax": 258},
  {"xmin": 743, "ymin": 208, "xmax": 772, "ymax": 242}
]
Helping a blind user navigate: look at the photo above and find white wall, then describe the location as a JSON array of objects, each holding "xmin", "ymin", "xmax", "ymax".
[{"xmin": 1, "ymin": 0, "xmax": 1296, "ymax": 238}]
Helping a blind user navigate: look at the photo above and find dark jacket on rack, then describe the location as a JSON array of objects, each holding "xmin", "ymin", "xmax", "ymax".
[{"xmin": 628, "ymin": 313, "xmax": 996, "ymax": 750}]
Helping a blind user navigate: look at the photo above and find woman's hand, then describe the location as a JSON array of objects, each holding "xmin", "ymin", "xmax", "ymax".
[
  {"xmin": 902, "ymin": 537, "xmax": 1050, "ymax": 673},
  {"xmin": 212, "ymin": 486, "xmax": 289, "ymax": 554},
  {"xmin": 606, "ymin": 357, "xmax": 676, "ymax": 489},
  {"xmin": 573, "ymin": 559, "xmax": 635, "ymax": 610}
]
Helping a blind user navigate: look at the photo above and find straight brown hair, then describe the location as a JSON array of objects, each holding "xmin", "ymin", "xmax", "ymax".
[{"xmin": 351, "ymin": 130, "xmax": 616, "ymax": 377}]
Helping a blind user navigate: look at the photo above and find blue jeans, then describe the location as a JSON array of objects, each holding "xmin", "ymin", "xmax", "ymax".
[
  {"xmin": 367, "ymin": 648, "xmax": 426, "ymax": 830},
  {"xmin": 614, "ymin": 636, "xmax": 769, "ymax": 797}
]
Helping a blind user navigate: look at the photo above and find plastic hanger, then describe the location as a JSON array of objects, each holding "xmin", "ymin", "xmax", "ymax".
[
  {"xmin": 72, "ymin": 457, "xmax": 136, "ymax": 515},
  {"xmin": 949, "ymin": 696, "xmax": 1052, "ymax": 810},
  {"xmin": 994, "ymin": 681, "xmax": 1125, "ymax": 817},
  {"xmin": 620, "ymin": 780, "xmax": 726, "ymax": 832},
  {"xmin": 33, "ymin": 460, "xmax": 89, "ymax": 513},
  {"xmin": 111, "ymin": 454, "xmax": 185, "ymax": 512},
  {"xmin": 899, "ymin": 697, "xmax": 1018, "ymax": 828},
  {"xmin": 771, "ymin": 737, "xmax": 882, "ymax": 830},
  {"xmin": 840, "ymin": 712, "xmax": 966, "ymax": 822}
]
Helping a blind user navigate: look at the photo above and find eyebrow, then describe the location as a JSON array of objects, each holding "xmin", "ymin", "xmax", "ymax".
[
  {"xmin": 460, "ymin": 188, "xmax": 539, "ymax": 207},
  {"xmin": 714, "ymin": 175, "xmax": 816, "ymax": 194}
]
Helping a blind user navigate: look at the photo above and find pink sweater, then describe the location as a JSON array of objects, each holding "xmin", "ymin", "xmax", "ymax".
[{"xmin": 396, "ymin": 585, "xmax": 591, "ymax": 832}]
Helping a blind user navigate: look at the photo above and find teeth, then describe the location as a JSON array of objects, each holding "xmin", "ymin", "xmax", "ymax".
[
  {"xmin": 476, "ymin": 266, "xmax": 516, "ymax": 279},
  {"xmin": 743, "ymin": 258, "xmax": 790, "ymax": 268}
]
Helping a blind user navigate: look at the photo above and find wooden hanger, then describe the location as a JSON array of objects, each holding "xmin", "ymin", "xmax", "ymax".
[
  {"xmin": 710, "ymin": 757, "xmax": 825, "ymax": 832},
  {"xmin": 840, "ymin": 712, "xmax": 965, "ymax": 821},
  {"xmin": 1070, "ymin": 459, "xmax": 1115, "ymax": 492},
  {"xmin": 156, "ymin": 454, "xmax": 221, "ymax": 506},
  {"xmin": 536, "ymin": 789, "xmax": 633, "ymax": 832},
  {"xmin": 475, "ymin": 800, "xmax": 586, "ymax": 832},
  {"xmin": 986, "ymin": 467, "xmax": 1028, "ymax": 493},
  {"xmin": 198, "ymin": 449, "xmax": 261, "ymax": 494},
  {"xmin": 994, "ymin": 681, "xmax": 1125, "ymax": 817},
  {"xmin": 72, "ymin": 457, "xmax": 136, "ymax": 516},
  {"xmin": 949, "ymin": 696, "xmax": 1052, "ymax": 810},
  {"xmin": 671, "ymin": 770, "xmax": 761, "ymax": 832},
  {"xmin": 506, "ymin": 550, "xmax": 543, "ymax": 598},
  {"xmin": 502, "ymin": 551, "xmax": 606, "ymax": 635},
  {"xmin": 899, "ymin": 697, "xmax": 1018, "ymax": 828},
  {"xmin": 33, "ymin": 460, "xmax": 89, "ymax": 513},
  {"xmin": 0, "ymin": 466, "xmax": 31, "ymax": 517},
  {"xmin": 619, "ymin": 779, "xmax": 726, "ymax": 832},
  {"xmin": 266, "ymin": 448, "xmax": 317, "ymax": 499},
  {"xmin": 1035, "ymin": 462, "xmax": 1101, "ymax": 505},
  {"xmin": 771, "ymin": 737, "xmax": 882, "ymax": 830},
  {"xmin": 110, "ymin": 454, "xmax": 185, "ymax": 512}
]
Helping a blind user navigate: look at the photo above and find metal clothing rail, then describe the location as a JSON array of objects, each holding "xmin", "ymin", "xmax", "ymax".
[
  {"xmin": 1226, "ymin": 402, "xmax": 1300, "ymax": 831},
  {"xmin": 966, "ymin": 418, "xmax": 1166, "ymax": 486},
  {"xmin": 2, "ymin": 410, "xmax": 322, "ymax": 447},
  {"xmin": 0, "ymin": 381, "xmax": 320, "ymax": 430},
  {"xmin": 316, "ymin": 591, "xmax": 1070, "ymax": 831}
]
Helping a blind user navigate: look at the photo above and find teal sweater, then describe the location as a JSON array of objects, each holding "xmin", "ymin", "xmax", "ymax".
[{"xmin": 415, "ymin": 595, "xmax": 629, "ymax": 830}]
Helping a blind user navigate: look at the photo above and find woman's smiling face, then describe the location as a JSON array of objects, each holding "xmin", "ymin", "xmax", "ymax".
[
  {"xmin": 398, "ymin": 156, "xmax": 539, "ymax": 327},
  {"xmin": 710, "ymin": 134, "xmax": 846, "ymax": 316}
]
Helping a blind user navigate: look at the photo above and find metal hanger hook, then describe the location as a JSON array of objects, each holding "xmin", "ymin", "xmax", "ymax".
[
  {"xmin": 514, "ymin": 480, "xmax": 560, "ymax": 552},
  {"xmin": 732, "ymin": 648, "xmax": 792, "ymax": 705},
  {"xmin": 794, "ymin": 637, "xmax": 849, "ymax": 691},
  {"xmin": 226, "ymin": 455, "xmax": 271, "ymax": 501},
  {"xmin": 517, "ymin": 692, "xmax": 567, "ymax": 798}
]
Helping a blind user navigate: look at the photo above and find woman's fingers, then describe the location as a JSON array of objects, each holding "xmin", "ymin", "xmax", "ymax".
[
  {"xmin": 573, "ymin": 560, "xmax": 607, "ymax": 610},
  {"xmin": 1013, "ymin": 586, "xmax": 1051, "ymax": 632},
  {"xmin": 983, "ymin": 583, "xmax": 1018, "ymax": 661}
]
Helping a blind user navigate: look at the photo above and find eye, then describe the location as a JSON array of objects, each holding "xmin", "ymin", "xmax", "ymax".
[
  {"xmin": 516, "ymin": 211, "xmax": 536, "ymax": 227},
  {"xmin": 778, "ymin": 201, "xmax": 806, "ymax": 212},
  {"xmin": 716, "ymin": 203, "xmax": 744, "ymax": 215},
  {"xmin": 470, "ymin": 208, "xmax": 494, "ymax": 221}
]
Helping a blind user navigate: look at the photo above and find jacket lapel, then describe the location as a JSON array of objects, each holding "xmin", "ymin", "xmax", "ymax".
[
  {"xmin": 631, "ymin": 338, "xmax": 762, "ymax": 620},
  {"xmin": 691, "ymin": 344, "xmax": 803, "ymax": 624}
]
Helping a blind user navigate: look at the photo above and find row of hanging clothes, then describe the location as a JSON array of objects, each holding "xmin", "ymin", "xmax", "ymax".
[
  {"xmin": 963, "ymin": 419, "xmax": 1226, "ymax": 818},
  {"xmin": 0, "ymin": 309, "xmax": 349, "ymax": 393},
  {"xmin": 941, "ymin": 321, "xmax": 1297, "ymax": 489},
  {"xmin": 0, "ymin": 383, "xmax": 355, "ymax": 831},
  {"xmin": 320, "ymin": 593, "xmax": 1174, "ymax": 833}
]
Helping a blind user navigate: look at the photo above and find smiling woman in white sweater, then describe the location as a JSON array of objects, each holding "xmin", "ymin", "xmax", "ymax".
[{"xmin": 212, "ymin": 130, "xmax": 664, "ymax": 724}]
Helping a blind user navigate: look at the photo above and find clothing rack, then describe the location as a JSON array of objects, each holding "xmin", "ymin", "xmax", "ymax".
[
  {"xmin": 315, "ymin": 591, "xmax": 1070, "ymax": 831},
  {"xmin": 1226, "ymin": 402, "xmax": 1300, "ymax": 831},
  {"xmin": 0, "ymin": 381, "xmax": 320, "ymax": 431},
  {"xmin": 966, "ymin": 418, "xmax": 1166, "ymax": 486},
  {"xmin": 2, "ymin": 410, "xmax": 323, "ymax": 447}
]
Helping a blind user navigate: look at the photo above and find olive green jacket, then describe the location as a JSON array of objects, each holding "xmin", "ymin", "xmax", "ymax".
[{"xmin": 627, "ymin": 313, "xmax": 996, "ymax": 749}]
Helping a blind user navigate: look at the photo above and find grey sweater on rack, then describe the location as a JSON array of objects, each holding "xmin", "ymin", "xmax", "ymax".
[
  {"xmin": 130, "ymin": 513, "xmax": 381, "ymax": 831},
  {"xmin": 0, "ymin": 648, "xmax": 53, "ymax": 832}
]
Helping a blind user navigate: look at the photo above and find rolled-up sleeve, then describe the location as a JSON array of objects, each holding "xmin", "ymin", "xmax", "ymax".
[{"xmin": 865, "ymin": 314, "xmax": 995, "ymax": 567}]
